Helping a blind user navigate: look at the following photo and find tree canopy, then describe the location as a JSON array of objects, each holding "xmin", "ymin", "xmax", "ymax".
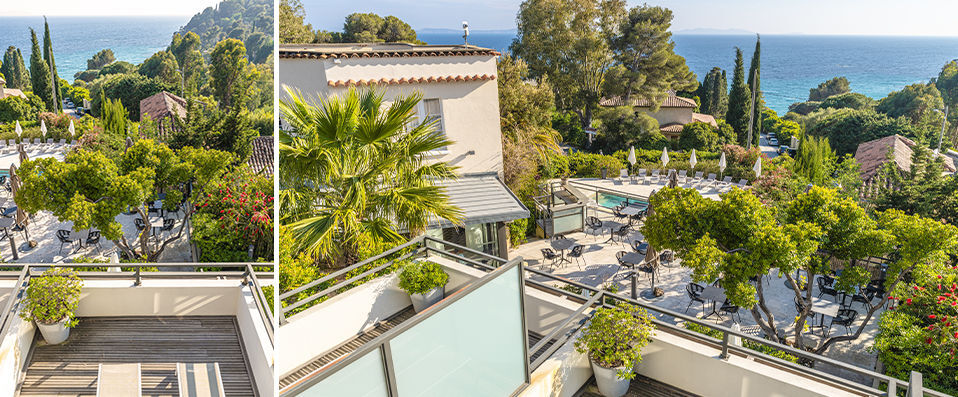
[
  {"xmin": 726, "ymin": 47, "xmax": 751, "ymax": 143},
  {"xmin": 696, "ymin": 67, "xmax": 727, "ymax": 118},
  {"xmin": 809, "ymin": 76, "xmax": 851, "ymax": 101}
]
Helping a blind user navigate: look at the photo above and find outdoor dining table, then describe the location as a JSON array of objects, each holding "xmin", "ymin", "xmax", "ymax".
[
  {"xmin": 149, "ymin": 217, "xmax": 165, "ymax": 237},
  {"xmin": 809, "ymin": 296, "xmax": 841, "ymax": 335},
  {"xmin": 619, "ymin": 206, "xmax": 644, "ymax": 217},
  {"xmin": 0, "ymin": 217, "xmax": 16, "ymax": 260},
  {"xmin": 619, "ymin": 251, "xmax": 645, "ymax": 299},
  {"xmin": 550, "ymin": 238, "xmax": 575, "ymax": 264},
  {"xmin": 601, "ymin": 220, "xmax": 625, "ymax": 244},
  {"xmin": 699, "ymin": 285, "xmax": 727, "ymax": 320}
]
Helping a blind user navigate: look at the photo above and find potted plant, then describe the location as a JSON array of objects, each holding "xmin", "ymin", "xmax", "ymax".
[
  {"xmin": 397, "ymin": 261, "xmax": 449, "ymax": 312},
  {"xmin": 20, "ymin": 267, "xmax": 83, "ymax": 344},
  {"xmin": 575, "ymin": 302, "xmax": 655, "ymax": 397}
]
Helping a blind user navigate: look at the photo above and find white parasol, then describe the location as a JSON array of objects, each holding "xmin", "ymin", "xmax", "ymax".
[
  {"xmin": 661, "ymin": 147, "xmax": 669, "ymax": 167},
  {"xmin": 719, "ymin": 151, "xmax": 727, "ymax": 174},
  {"xmin": 753, "ymin": 156, "xmax": 763, "ymax": 178},
  {"xmin": 15, "ymin": 121, "xmax": 22, "ymax": 138},
  {"xmin": 69, "ymin": 120, "xmax": 75, "ymax": 137},
  {"xmin": 690, "ymin": 149, "xmax": 698, "ymax": 168},
  {"xmin": 40, "ymin": 120, "xmax": 47, "ymax": 138},
  {"xmin": 627, "ymin": 146, "xmax": 636, "ymax": 166}
]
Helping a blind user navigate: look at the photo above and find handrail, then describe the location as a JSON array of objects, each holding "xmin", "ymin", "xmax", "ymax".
[
  {"xmin": 568, "ymin": 179, "xmax": 651, "ymax": 204},
  {"xmin": 0, "ymin": 263, "xmax": 274, "ymax": 348}
]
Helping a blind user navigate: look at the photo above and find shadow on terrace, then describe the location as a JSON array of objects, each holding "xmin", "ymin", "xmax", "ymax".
[{"xmin": 276, "ymin": 236, "xmax": 945, "ymax": 397}]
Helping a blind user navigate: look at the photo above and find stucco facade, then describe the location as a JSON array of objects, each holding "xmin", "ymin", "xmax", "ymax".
[{"xmin": 279, "ymin": 45, "xmax": 503, "ymax": 174}]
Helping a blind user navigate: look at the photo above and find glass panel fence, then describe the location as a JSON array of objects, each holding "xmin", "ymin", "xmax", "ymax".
[{"xmin": 300, "ymin": 348, "xmax": 390, "ymax": 397}]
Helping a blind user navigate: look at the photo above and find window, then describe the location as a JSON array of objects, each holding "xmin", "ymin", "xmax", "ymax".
[
  {"xmin": 419, "ymin": 98, "xmax": 444, "ymax": 135},
  {"xmin": 466, "ymin": 223, "xmax": 499, "ymax": 256}
]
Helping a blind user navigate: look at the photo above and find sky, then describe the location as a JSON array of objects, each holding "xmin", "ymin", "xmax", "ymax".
[
  {"xmin": 305, "ymin": 0, "xmax": 958, "ymax": 36},
  {"xmin": 7, "ymin": 0, "xmax": 222, "ymax": 16}
]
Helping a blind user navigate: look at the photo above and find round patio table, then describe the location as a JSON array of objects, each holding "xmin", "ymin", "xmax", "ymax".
[
  {"xmin": 619, "ymin": 251, "xmax": 646, "ymax": 299},
  {"xmin": 601, "ymin": 221, "xmax": 625, "ymax": 244},
  {"xmin": 550, "ymin": 238, "xmax": 575, "ymax": 264}
]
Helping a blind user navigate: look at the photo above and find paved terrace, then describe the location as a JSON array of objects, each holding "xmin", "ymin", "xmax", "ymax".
[
  {"xmin": 19, "ymin": 316, "xmax": 257, "ymax": 396},
  {"xmin": 512, "ymin": 211, "xmax": 882, "ymax": 384}
]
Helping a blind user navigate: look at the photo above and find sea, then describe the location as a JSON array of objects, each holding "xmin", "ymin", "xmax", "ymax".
[
  {"xmin": 419, "ymin": 32, "xmax": 958, "ymax": 114},
  {"xmin": 0, "ymin": 16, "xmax": 184, "ymax": 82}
]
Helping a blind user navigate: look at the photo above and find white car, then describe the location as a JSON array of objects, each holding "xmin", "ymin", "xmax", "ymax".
[{"xmin": 769, "ymin": 137, "xmax": 779, "ymax": 146}]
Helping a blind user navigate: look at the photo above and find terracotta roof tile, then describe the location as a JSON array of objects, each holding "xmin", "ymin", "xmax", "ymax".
[
  {"xmin": 328, "ymin": 74, "xmax": 495, "ymax": 87},
  {"xmin": 854, "ymin": 134, "xmax": 956, "ymax": 181},
  {"xmin": 139, "ymin": 91, "xmax": 187, "ymax": 137},
  {"xmin": 279, "ymin": 43, "xmax": 499, "ymax": 59},
  {"xmin": 600, "ymin": 92, "xmax": 696, "ymax": 108},
  {"xmin": 247, "ymin": 136, "xmax": 273, "ymax": 176},
  {"xmin": 692, "ymin": 112, "xmax": 718, "ymax": 127}
]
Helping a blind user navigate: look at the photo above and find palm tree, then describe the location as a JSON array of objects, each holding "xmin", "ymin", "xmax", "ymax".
[{"xmin": 279, "ymin": 86, "xmax": 463, "ymax": 266}]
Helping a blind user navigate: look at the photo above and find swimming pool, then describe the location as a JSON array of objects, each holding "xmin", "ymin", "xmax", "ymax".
[{"xmin": 596, "ymin": 192, "xmax": 647, "ymax": 209}]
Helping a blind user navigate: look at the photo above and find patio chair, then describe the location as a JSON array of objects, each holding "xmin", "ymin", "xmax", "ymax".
[
  {"xmin": 176, "ymin": 362, "xmax": 226, "ymax": 397},
  {"xmin": 850, "ymin": 289, "xmax": 877, "ymax": 308},
  {"xmin": 585, "ymin": 216, "xmax": 603, "ymax": 241},
  {"xmin": 650, "ymin": 169, "xmax": 661, "ymax": 184},
  {"xmin": 704, "ymin": 173, "xmax": 717, "ymax": 188},
  {"xmin": 719, "ymin": 300, "xmax": 743, "ymax": 324},
  {"xmin": 636, "ymin": 168, "xmax": 647, "ymax": 184},
  {"xmin": 677, "ymin": 170, "xmax": 688, "ymax": 184},
  {"xmin": 86, "ymin": 231, "xmax": 103, "ymax": 253},
  {"xmin": 56, "ymin": 229, "xmax": 77, "ymax": 255},
  {"xmin": 615, "ymin": 251, "xmax": 630, "ymax": 268},
  {"xmin": 816, "ymin": 277, "xmax": 838, "ymax": 301},
  {"xmin": 685, "ymin": 283, "xmax": 706, "ymax": 314},
  {"xmin": 612, "ymin": 205, "xmax": 627, "ymax": 222},
  {"xmin": 690, "ymin": 171, "xmax": 704, "ymax": 186},
  {"xmin": 551, "ymin": 234, "xmax": 567, "ymax": 241},
  {"xmin": 97, "ymin": 363, "xmax": 141, "ymax": 397},
  {"xmin": 611, "ymin": 225, "xmax": 630, "ymax": 245},
  {"xmin": 667, "ymin": 169, "xmax": 677, "ymax": 181},
  {"xmin": 719, "ymin": 176, "xmax": 734, "ymax": 190},
  {"xmin": 568, "ymin": 245, "xmax": 586, "ymax": 270},
  {"xmin": 32, "ymin": 138, "xmax": 41, "ymax": 145},
  {"xmin": 632, "ymin": 240, "xmax": 648, "ymax": 255},
  {"xmin": 828, "ymin": 309, "xmax": 858, "ymax": 336},
  {"xmin": 46, "ymin": 138, "xmax": 54, "ymax": 144},
  {"xmin": 134, "ymin": 218, "xmax": 147, "ymax": 232},
  {"xmin": 736, "ymin": 179, "xmax": 749, "ymax": 189},
  {"xmin": 619, "ymin": 168, "xmax": 629, "ymax": 183},
  {"xmin": 541, "ymin": 248, "xmax": 559, "ymax": 270},
  {"xmin": 58, "ymin": 139, "xmax": 67, "ymax": 146}
]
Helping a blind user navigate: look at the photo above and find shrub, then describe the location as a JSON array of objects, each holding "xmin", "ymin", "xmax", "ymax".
[
  {"xmin": 574, "ymin": 302, "xmax": 655, "ymax": 379},
  {"xmin": 20, "ymin": 267, "xmax": 83, "ymax": 327},
  {"xmin": 684, "ymin": 322, "xmax": 799, "ymax": 363},
  {"xmin": 509, "ymin": 218, "xmax": 529, "ymax": 246},
  {"xmin": 568, "ymin": 151, "xmax": 626, "ymax": 178},
  {"xmin": 397, "ymin": 261, "xmax": 449, "ymax": 295}
]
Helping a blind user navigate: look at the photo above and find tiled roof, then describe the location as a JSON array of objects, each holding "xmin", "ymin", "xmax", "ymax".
[
  {"xmin": 328, "ymin": 74, "xmax": 495, "ymax": 87},
  {"xmin": 0, "ymin": 88, "xmax": 27, "ymax": 99},
  {"xmin": 139, "ymin": 91, "xmax": 187, "ymax": 122},
  {"xmin": 599, "ymin": 93, "xmax": 696, "ymax": 108},
  {"xmin": 692, "ymin": 112, "xmax": 718, "ymax": 127},
  {"xmin": 279, "ymin": 43, "xmax": 499, "ymax": 59},
  {"xmin": 429, "ymin": 173, "xmax": 529, "ymax": 228},
  {"xmin": 660, "ymin": 123, "xmax": 684, "ymax": 133},
  {"xmin": 854, "ymin": 134, "xmax": 956, "ymax": 181},
  {"xmin": 248, "ymin": 136, "xmax": 273, "ymax": 176}
]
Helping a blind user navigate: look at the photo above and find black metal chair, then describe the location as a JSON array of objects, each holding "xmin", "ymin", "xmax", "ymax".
[
  {"xmin": 685, "ymin": 283, "xmax": 706, "ymax": 314},
  {"xmin": 162, "ymin": 219, "xmax": 176, "ymax": 236},
  {"xmin": 612, "ymin": 225, "xmax": 630, "ymax": 245},
  {"xmin": 719, "ymin": 300, "xmax": 743, "ymax": 324},
  {"xmin": 541, "ymin": 248, "xmax": 559, "ymax": 270},
  {"xmin": 850, "ymin": 289, "xmax": 876, "ymax": 308},
  {"xmin": 568, "ymin": 245, "xmax": 586, "ymax": 270},
  {"xmin": 829, "ymin": 309, "xmax": 858, "ymax": 336},
  {"xmin": 632, "ymin": 240, "xmax": 648, "ymax": 255},
  {"xmin": 612, "ymin": 205, "xmax": 627, "ymax": 221},
  {"xmin": 585, "ymin": 216, "xmax": 603, "ymax": 240},
  {"xmin": 551, "ymin": 234, "xmax": 566, "ymax": 241},
  {"xmin": 134, "ymin": 218, "xmax": 146, "ymax": 232},
  {"xmin": 56, "ymin": 229, "xmax": 76, "ymax": 255},
  {"xmin": 85, "ymin": 231, "xmax": 102, "ymax": 253},
  {"xmin": 817, "ymin": 276, "xmax": 838, "ymax": 301}
]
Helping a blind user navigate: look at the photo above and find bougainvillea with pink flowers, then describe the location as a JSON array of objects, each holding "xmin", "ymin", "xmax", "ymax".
[{"xmin": 192, "ymin": 168, "xmax": 273, "ymax": 262}]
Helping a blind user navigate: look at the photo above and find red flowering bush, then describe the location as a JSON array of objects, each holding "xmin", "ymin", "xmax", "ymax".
[
  {"xmin": 193, "ymin": 168, "xmax": 273, "ymax": 261},
  {"xmin": 877, "ymin": 264, "xmax": 958, "ymax": 394}
]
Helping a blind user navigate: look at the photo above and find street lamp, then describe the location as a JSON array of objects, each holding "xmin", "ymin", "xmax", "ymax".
[{"xmin": 933, "ymin": 106, "xmax": 948, "ymax": 154}]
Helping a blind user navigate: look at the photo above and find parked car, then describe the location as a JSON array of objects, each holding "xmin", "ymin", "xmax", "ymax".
[
  {"xmin": 779, "ymin": 145, "xmax": 790, "ymax": 155},
  {"xmin": 769, "ymin": 137, "xmax": 779, "ymax": 146}
]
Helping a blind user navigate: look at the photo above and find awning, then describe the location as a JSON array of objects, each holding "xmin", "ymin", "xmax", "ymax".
[{"xmin": 430, "ymin": 173, "xmax": 529, "ymax": 228}]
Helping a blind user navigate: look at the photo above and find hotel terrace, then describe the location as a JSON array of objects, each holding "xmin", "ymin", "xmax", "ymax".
[{"xmin": 0, "ymin": 263, "xmax": 273, "ymax": 396}]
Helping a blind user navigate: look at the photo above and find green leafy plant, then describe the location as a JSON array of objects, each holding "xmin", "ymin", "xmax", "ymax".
[
  {"xmin": 575, "ymin": 302, "xmax": 655, "ymax": 379},
  {"xmin": 20, "ymin": 267, "xmax": 83, "ymax": 327},
  {"xmin": 397, "ymin": 261, "xmax": 449, "ymax": 295}
]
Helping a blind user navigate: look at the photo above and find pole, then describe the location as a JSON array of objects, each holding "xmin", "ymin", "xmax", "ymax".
[{"xmin": 937, "ymin": 106, "xmax": 948, "ymax": 154}]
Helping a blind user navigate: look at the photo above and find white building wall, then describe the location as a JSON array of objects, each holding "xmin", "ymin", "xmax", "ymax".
[{"xmin": 279, "ymin": 55, "xmax": 504, "ymax": 174}]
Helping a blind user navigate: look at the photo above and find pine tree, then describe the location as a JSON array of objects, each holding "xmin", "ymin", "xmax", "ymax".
[
  {"xmin": 747, "ymin": 34, "xmax": 762, "ymax": 147},
  {"xmin": 43, "ymin": 18, "xmax": 61, "ymax": 113},
  {"xmin": 727, "ymin": 47, "xmax": 751, "ymax": 144},
  {"xmin": 28, "ymin": 29, "xmax": 53, "ymax": 112}
]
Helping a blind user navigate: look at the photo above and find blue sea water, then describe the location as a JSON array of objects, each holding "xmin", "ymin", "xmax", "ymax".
[
  {"xmin": 0, "ymin": 16, "xmax": 184, "ymax": 82},
  {"xmin": 420, "ymin": 32, "xmax": 958, "ymax": 114}
]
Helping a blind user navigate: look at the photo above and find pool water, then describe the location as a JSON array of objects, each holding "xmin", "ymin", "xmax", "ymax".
[{"xmin": 596, "ymin": 192, "xmax": 647, "ymax": 209}]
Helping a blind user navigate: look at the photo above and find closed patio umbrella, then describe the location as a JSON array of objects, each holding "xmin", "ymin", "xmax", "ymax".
[
  {"xmin": 40, "ymin": 120, "xmax": 47, "ymax": 138},
  {"xmin": 639, "ymin": 192, "xmax": 662, "ymax": 299},
  {"xmin": 753, "ymin": 156, "xmax": 763, "ymax": 178},
  {"xmin": 719, "ymin": 151, "xmax": 727, "ymax": 178},
  {"xmin": 661, "ymin": 147, "xmax": 669, "ymax": 168},
  {"xmin": 15, "ymin": 121, "xmax": 22, "ymax": 140},
  {"xmin": 69, "ymin": 120, "xmax": 75, "ymax": 137},
  {"xmin": 690, "ymin": 149, "xmax": 698, "ymax": 169},
  {"xmin": 628, "ymin": 146, "xmax": 636, "ymax": 167}
]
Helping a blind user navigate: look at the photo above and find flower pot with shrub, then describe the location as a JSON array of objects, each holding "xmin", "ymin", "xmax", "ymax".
[
  {"xmin": 20, "ymin": 267, "xmax": 83, "ymax": 344},
  {"xmin": 398, "ymin": 261, "xmax": 449, "ymax": 312},
  {"xmin": 575, "ymin": 302, "xmax": 655, "ymax": 397}
]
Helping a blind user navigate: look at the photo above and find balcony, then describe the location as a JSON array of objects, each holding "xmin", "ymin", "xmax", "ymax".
[
  {"xmin": 0, "ymin": 263, "xmax": 274, "ymax": 397},
  {"xmin": 278, "ymin": 237, "xmax": 948, "ymax": 397}
]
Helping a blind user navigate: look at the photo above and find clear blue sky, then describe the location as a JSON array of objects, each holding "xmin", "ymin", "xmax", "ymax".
[{"xmin": 305, "ymin": 0, "xmax": 958, "ymax": 36}]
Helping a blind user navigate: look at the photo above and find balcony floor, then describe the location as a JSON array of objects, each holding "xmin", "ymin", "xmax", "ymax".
[
  {"xmin": 575, "ymin": 374, "xmax": 700, "ymax": 397},
  {"xmin": 19, "ymin": 316, "xmax": 257, "ymax": 396}
]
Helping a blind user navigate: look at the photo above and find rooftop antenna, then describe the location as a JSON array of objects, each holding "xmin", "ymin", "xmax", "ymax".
[{"xmin": 462, "ymin": 21, "xmax": 469, "ymax": 45}]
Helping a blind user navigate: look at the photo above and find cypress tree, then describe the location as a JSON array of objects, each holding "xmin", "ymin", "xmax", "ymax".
[
  {"xmin": 1, "ymin": 47, "xmax": 30, "ymax": 89},
  {"xmin": 43, "ymin": 18, "xmax": 61, "ymax": 113},
  {"xmin": 747, "ymin": 34, "xmax": 762, "ymax": 146},
  {"xmin": 727, "ymin": 47, "xmax": 751, "ymax": 144},
  {"xmin": 28, "ymin": 29, "xmax": 53, "ymax": 112},
  {"xmin": 15, "ymin": 48, "xmax": 30, "ymax": 90},
  {"xmin": 698, "ymin": 67, "xmax": 728, "ymax": 118}
]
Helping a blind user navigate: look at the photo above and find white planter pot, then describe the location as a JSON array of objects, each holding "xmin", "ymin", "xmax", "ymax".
[
  {"xmin": 36, "ymin": 318, "xmax": 71, "ymax": 345},
  {"xmin": 591, "ymin": 360, "xmax": 632, "ymax": 397},
  {"xmin": 409, "ymin": 287, "xmax": 444, "ymax": 313}
]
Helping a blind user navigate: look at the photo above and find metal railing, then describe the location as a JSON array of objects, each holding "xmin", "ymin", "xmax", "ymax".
[
  {"xmin": 0, "ymin": 263, "xmax": 275, "ymax": 345},
  {"xmin": 567, "ymin": 179, "xmax": 650, "ymax": 211},
  {"xmin": 277, "ymin": 237, "xmax": 950, "ymax": 397}
]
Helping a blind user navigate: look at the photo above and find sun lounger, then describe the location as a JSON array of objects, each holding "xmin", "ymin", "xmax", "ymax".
[
  {"xmin": 6, "ymin": 140, "xmax": 14, "ymax": 146},
  {"xmin": 650, "ymin": 169, "xmax": 661, "ymax": 184},
  {"xmin": 619, "ymin": 168, "xmax": 629, "ymax": 184},
  {"xmin": 719, "ymin": 176, "xmax": 734, "ymax": 190},
  {"xmin": 46, "ymin": 138, "xmax": 54, "ymax": 144},
  {"xmin": 177, "ymin": 362, "xmax": 225, "ymax": 397},
  {"xmin": 97, "ymin": 363, "xmax": 141, "ymax": 397},
  {"xmin": 32, "ymin": 138, "xmax": 41, "ymax": 145},
  {"xmin": 691, "ymin": 171, "xmax": 704, "ymax": 186},
  {"xmin": 704, "ymin": 173, "xmax": 717, "ymax": 188},
  {"xmin": 677, "ymin": 170, "xmax": 687, "ymax": 184},
  {"xmin": 737, "ymin": 179, "xmax": 749, "ymax": 189},
  {"xmin": 635, "ymin": 168, "xmax": 646, "ymax": 184}
]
